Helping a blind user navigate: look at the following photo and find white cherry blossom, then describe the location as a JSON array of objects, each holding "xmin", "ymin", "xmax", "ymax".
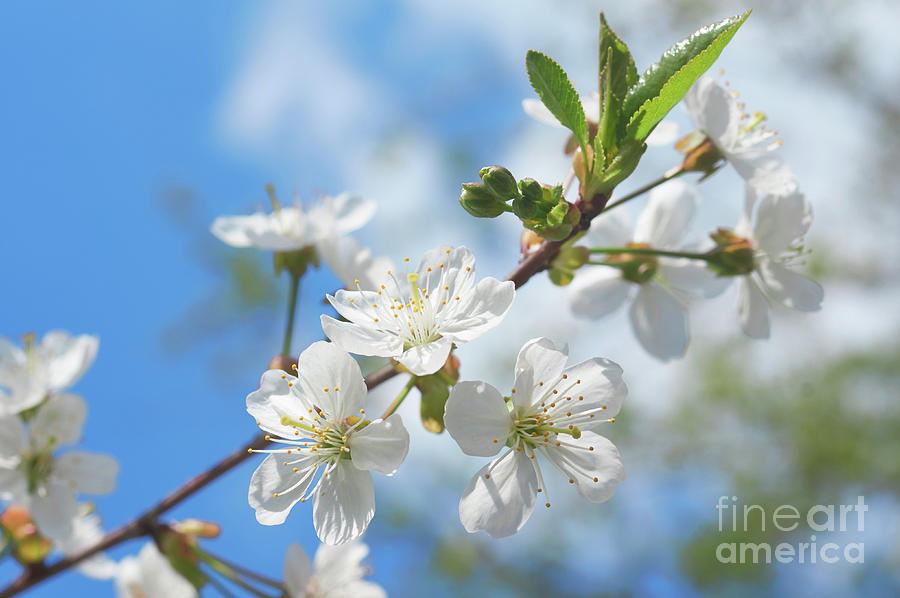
[
  {"xmin": 567, "ymin": 181, "xmax": 727, "ymax": 361},
  {"xmin": 114, "ymin": 542, "xmax": 198, "ymax": 598},
  {"xmin": 523, "ymin": 93, "xmax": 678, "ymax": 146},
  {"xmin": 247, "ymin": 341, "xmax": 409, "ymax": 545},
  {"xmin": 733, "ymin": 186, "xmax": 823, "ymax": 338},
  {"xmin": 444, "ymin": 337, "xmax": 626, "ymax": 538},
  {"xmin": 683, "ymin": 75, "xmax": 796, "ymax": 194},
  {"xmin": 211, "ymin": 193, "xmax": 375, "ymax": 253},
  {"xmin": 321, "ymin": 246, "xmax": 515, "ymax": 376},
  {"xmin": 283, "ymin": 540, "xmax": 386, "ymax": 598},
  {"xmin": 0, "ymin": 331, "xmax": 98, "ymax": 415},
  {"xmin": 0, "ymin": 393, "xmax": 118, "ymax": 541}
]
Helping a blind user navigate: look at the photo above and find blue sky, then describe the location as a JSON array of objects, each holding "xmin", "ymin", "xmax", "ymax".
[{"xmin": 2, "ymin": 1, "xmax": 899, "ymax": 597}]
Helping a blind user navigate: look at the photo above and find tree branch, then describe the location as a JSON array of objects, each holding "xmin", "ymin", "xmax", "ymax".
[{"xmin": 0, "ymin": 189, "xmax": 611, "ymax": 596}]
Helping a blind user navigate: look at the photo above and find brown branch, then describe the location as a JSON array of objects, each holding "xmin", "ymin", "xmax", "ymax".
[{"xmin": 0, "ymin": 190, "xmax": 615, "ymax": 596}]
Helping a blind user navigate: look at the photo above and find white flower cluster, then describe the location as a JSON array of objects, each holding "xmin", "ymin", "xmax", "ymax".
[
  {"xmin": 0, "ymin": 332, "xmax": 119, "ymax": 569},
  {"xmin": 528, "ymin": 75, "xmax": 824, "ymax": 360}
]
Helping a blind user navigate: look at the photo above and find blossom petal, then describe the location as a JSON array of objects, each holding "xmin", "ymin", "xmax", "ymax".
[
  {"xmin": 347, "ymin": 414, "xmax": 409, "ymax": 475},
  {"xmin": 628, "ymin": 284, "xmax": 688, "ymax": 361},
  {"xmin": 417, "ymin": 246, "xmax": 476, "ymax": 298},
  {"xmin": 247, "ymin": 370, "xmax": 312, "ymax": 438},
  {"xmin": 312, "ymin": 540, "xmax": 369, "ymax": 587},
  {"xmin": 541, "ymin": 432, "xmax": 625, "ymax": 503},
  {"xmin": 758, "ymin": 260, "xmax": 823, "ymax": 312},
  {"xmin": 559, "ymin": 357, "xmax": 627, "ymax": 424},
  {"xmin": 321, "ymin": 316, "xmax": 404, "ymax": 359},
  {"xmin": 444, "ymin": 381, "xmax": 511, "ymax": 457},
  {"xmin": 30, "ymin": 393, "xmax": 86, "ymax": 449},
  {"xmin": 440, "ymin": 278, "xmax": 515, "ymax": 343},
  {"xmin": 512, "ymin": 337, "xmax": 568, "ymax": 409},
  {"xmin": 396, "ymin": 337, "xmax": 453, "ymax": 376},
  {"xmin": 0, "ymin": 415, "xmax": 27, "ymax": 459},
  {"xmin": 458, "ymin": 449, "xmax": 538, "ymax": 538},
  {"xmin": 210, "ymin": 213, "xmax": 270, "ymax": 248},
  {"xmin": 0, "ymin": 468, "xmax": 26, "ymax": 501},
  {"xmin": 338, "ymin": 582, "xmax": 387, "ymax": 598},
  {"xmin": 31, "ymin": 483, "xmax": 78, "ymax": 540},
  {"xmin": 584, "ymin": 206, "xmax": 632, "ymax": 247},
  {"xmin": 683, "ymin": 75, "xmax": 739, "ymax": 150},
  {"xmin": 658, "ymin": 259, "xmax": 731, "ymax": 298},
  {"xmin": 318, "ymin": 236, "xmax": 394, "ymax": 290},
  {"xmin": 567, "ymin": 266, "xmax": 630, "ymax": 319},
  {"xmin": 313, "ymin": 462, "xmax": 375, "ymax": 545},
  {"xmin": 645, "ymin": 120, "xmax": 679, "ymax": 146},
  {"xmin": 738, "ymin": 276, "xmax": 770, "ymax": 339},
  {"xmin": 248, "ymin": 453, "xmax": 317, "ymax": 526},
  {"xmin": 522, "ymin": 98, "xmax": 563, "ymax": 127},
  {"xmin": 55, "ymin": 451, "xmax": 118, "ymax": 495},
  {"xmin": 732, "ymin": 152, "xmax": 798, "ymax": 196},
  {"xmin": 41, "ymin": 332, "xmax": 99, "ymax": 391},
  {"xmin": 283, "ymin": 543, "xmax": 312, "ymax": 598},
  {"xmin": 753, "ymin": 191, "xmax": 812, "ymax": 256},
  {"xmin": 297, "ymin": 341, "xmax": 368, "ymax": 421},
  {"xmin": 633, "ymin": 180, "xmax": 697, "ymax": 248},
  {"xmin": 319, "ymin": 193, "xmax": 376, "ymax": 237}
]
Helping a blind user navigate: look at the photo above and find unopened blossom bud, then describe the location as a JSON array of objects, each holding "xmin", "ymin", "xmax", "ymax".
[
  {"xmin": 706, "ymin": 228, "xmax": 755, "ymax": 276},
  {"xmin": 520, "ymin": 229, "xmax": 545, "ymax": 255},
  {"xmin": 267, "ymin": 354, "xmax": 297, "ymax": 374},
  {"xmin": 16, "ymin": 534, "xmax": 52, "ymax": 564},
  {"xmin": 1, "ymin": 506, "xmax": 35, "ymax": 540},
  {"xmin": 459, "ymin": 183, "xmax": 507, "ymax": 218},
  {"xmin": 572, "ymin": 145, "xmax": 594, "ymax": 185},
  {"xmin": 171, "ymin": 519, "xmax": 221, "ymax": 539},
  {"xmin": 479, "ymin": 166, "xmax": 519, "ymax": 199}
]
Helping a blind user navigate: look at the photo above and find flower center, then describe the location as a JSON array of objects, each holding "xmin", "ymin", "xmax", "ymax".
[{"xmin": 19, "ymin": 451, "xmax": 54, "ymax": 494}]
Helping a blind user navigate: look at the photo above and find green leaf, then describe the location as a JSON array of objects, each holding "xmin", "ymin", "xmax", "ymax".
[
  {"xmin": 623, "ymin": 11, "xmax": 751, "ymax": 142},
  {"xmin": 596, "ymin": 47, "xmax": 618, "ymax": 165},
  {"xmin": 598, "ymin": 13, "xmax": 637, "ymax": 103},
  {"xmin": 526, "ymin": 50, "xmax": 587, "ymax": 150}
]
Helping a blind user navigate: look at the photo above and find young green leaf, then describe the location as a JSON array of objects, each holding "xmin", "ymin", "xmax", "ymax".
[
  {"xmin": 526, "ymin": 50, "xmax": 587, "ymax": 151},
  {"xmin": 623, "ymin": 11, "xmax": 751, "ymax": 142},
  {"xmin": 598, "ymin": 13, "xmax": 637, "ymax": 104}
]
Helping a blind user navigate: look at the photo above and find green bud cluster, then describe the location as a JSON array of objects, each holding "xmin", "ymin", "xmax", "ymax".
[{"xmin": 459, "ymin": 166, "xmax": 581, "ymax": 241}]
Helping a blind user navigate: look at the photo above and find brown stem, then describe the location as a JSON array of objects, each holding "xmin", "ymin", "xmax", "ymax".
[{"xmin": 0, "ymin": 189, "xmax": 614, "ymax": 596}]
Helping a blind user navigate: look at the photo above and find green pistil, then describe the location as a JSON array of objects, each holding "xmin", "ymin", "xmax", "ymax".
[
  {"xmin": 265, "ymin": 183, "xmax": 281, "ymax": 213},
  {"xmin": 279, "ymin": 415, "xmax": 318, "ymax": 435},
  {"xmin": 740, "ymin": 111, "xmax": 767, "ymax": 135},
  {"xmin": 407, "ymin": 273, "xmax": 421, "ymax": 306}
]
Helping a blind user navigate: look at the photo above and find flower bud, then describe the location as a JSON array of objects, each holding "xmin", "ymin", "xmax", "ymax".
[
  {"xmin": 572, "ymin": 145, "xmax": 595, "ymax": 185},
  {"xmin": 16, "ymin": 534, "xmax": 52, "ymax": 565},
  {"xmin": 520, "ymin": 229, "xmax": 545, "ymax": 255},
  {"xmin": 459, "ymin": 183, "xmax": 507, "ymax": 218},
  {"xmin": 172, "ymin": 519, "xmax": 222, "ymax": 539},
  {"xmin": 548, "ymin": 245, "xmax": 589, "ymax": 286},
  {"xmin": 479, "ymin": 166, "xmax": 519, "ymax": 200}
]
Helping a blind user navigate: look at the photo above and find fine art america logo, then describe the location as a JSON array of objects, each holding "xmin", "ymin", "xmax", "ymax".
[{"xmin": 716, "ymin": 496, "xmax": 867, "ymax": 564}]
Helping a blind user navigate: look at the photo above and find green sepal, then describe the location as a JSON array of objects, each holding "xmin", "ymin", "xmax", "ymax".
[
  {"xmin": 417, "ymin": 357, "xmax": 460, "ymax": 434},
  {"xmin": 525, "ymin": 50, "xmax": 587, "ymax": 153},
  {"xmin": 273, "ymin": 245, "xmax": 318, "ymax": 278},
  {"xmin": 587, "ymin": 139, "xmax": 647, "ymax": 198},
  {"xmin": 160, "ymin": 531, "xmax": 208, "ymax": 590},
  {"xmin": 623, "ymin": 11, "xmax": 751, "ymax": 142}
]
